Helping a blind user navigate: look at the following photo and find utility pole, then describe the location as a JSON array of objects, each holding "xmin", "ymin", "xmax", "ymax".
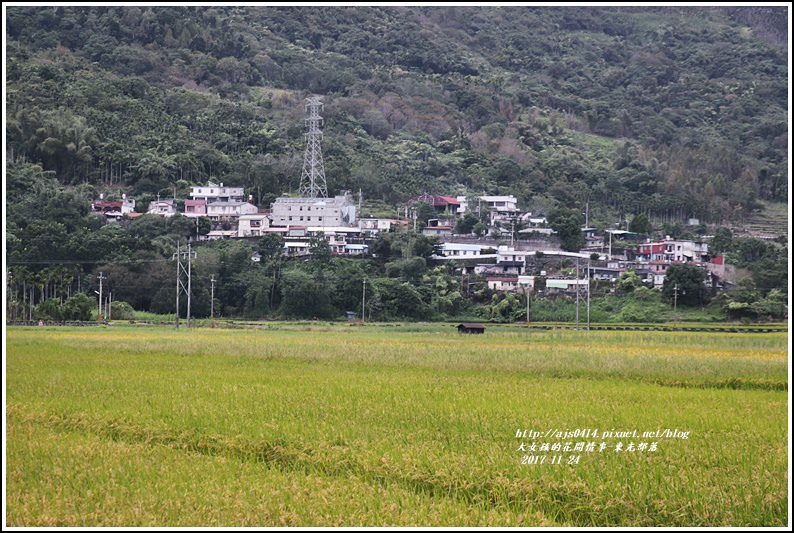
[
  {"xmin": 362, "ymin": 277, "xmax": 366, "ymax": 323},
  {"xmin": 187, "ymin": 243, "xmax": 193, "ymax": 328},
  {"xmin": 575, "ymin": 258, "xmax": 580, "ymax": 330},
  {"xmin": 107, "ymin": 292, "xmax": 112, "ymax": 321},
  {"xmin": 587, "ymin": 258, "xmax": 590, "ymax": 331},
  {"xmin": 210, "ymin": 276, "xmax": 216, "ymax": 326},
  {"xmin": 673, "ymin": 284, "xmax": 678, "ymax": 330},
  {"xmin": 524, "ymin": 284, "xmax": 531, "ymax": 328},
  {"xmin": 6, "ymin": 271, "xmax": 12, "ymax": 322},
  {"xmin": 585, "ymin": 201, "xmax": 589, "ymax": 228},
  {"xmin": 97, "ymin": 272, "xmax": 105, "ymax": 322},
  {"xmin": 175, "ymin": 241, "xmax": 180, "ymax": 329}
]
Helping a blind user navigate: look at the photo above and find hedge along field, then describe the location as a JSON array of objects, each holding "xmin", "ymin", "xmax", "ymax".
[{"xmin": 5, "ymin": 325, "xmax": 788, "ymax": 526}]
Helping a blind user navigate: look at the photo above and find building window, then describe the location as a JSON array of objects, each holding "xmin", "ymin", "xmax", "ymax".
[
  {"xmin": 289, "ymin": 216, "xmax": 293, "ymax": 221},
  {"xmin": 300, "ymin": 216, "xmax": 304, "ymax": 221}
]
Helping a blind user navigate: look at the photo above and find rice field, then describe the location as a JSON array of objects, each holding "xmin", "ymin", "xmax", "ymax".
[{"xmin": 5, "ymin": 324, "xmax": 789, "ymax": 526}]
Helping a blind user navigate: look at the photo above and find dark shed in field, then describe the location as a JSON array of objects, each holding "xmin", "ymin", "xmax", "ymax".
[{"xmin": 457, "ymin": 323, "xmax": 485, "ymax": 334}]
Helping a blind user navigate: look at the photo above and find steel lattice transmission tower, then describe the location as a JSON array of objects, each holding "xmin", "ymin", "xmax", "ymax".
[{"xmin": 298, "ymin": 96, "xmax": 328, "ymax": 198}]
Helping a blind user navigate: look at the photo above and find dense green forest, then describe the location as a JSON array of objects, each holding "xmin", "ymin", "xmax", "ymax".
[
  {"xmin": 6, "ymin": 6, "xmax": 788, "ymax": 217},
  {"xmin": 4, "ymin": 6, "xmax": 789, "ymax": 323}
]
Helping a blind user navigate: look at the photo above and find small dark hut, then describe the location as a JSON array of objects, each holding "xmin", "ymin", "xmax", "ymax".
[{"xmin": 457, "ymin": 323, "xmax": 485, "ymax": 334}]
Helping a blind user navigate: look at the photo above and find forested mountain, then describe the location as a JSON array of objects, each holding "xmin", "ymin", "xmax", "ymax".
[
  {"xmin": 4, "ymin": 5, "xmax": 789, "ymax": 323},
  {"xmin": 6, "ymin": 5, "xmax": 789, "ymax": 227}
]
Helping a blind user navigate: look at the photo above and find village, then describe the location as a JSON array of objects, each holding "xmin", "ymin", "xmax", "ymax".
[{"xmin": 89, "ymin": 184, "xmax": 728, "ymax": 300}]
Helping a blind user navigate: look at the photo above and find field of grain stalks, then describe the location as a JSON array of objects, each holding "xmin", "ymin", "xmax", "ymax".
[{"xmin": 5, "ymin": 324, "xmax": 789, "ymax": 526}]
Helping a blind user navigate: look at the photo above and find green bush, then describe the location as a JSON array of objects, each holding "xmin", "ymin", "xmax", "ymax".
[{"xmin": 109, "ymin": 301, "xmax": 136, "ymax": 320}]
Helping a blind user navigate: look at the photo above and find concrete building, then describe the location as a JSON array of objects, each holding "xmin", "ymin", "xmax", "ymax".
[
  {"xmin": 487, "ymin": 276, "xmax": 520, "ymax": 292},
  {"xmin": 92, "ymin": 196, "xmax": 136, "ymax": 222},
  {"xmin": 406, "ymin": 193, "xmax": 460, "ymax": 215},
  {"xmin": 190, "ymin": 181, "xmax": 245, "ymax": 203},
  {"xmin": 422, "ymin": 219, "xmax": 454, "ymax": 237},
  {"xmin": 238, "ymin": 214, "xmax": 271, "ymax": 237},
  {"xmin": 437, "ymin": 243, "xmax": 484, "ymax": 258},
  {"xmin": 457, "ymin": 195, "xmax": 518, "ymax": 215},
  {"xmin": 147, "ymin": 199, "xmax": 177, "ymax": 217},
  {"xmin": 206, "ymin": 201, "xmax": 259, "ymax": 220},
  {"xmin": 457, "ymin": 195, "xmax": 521, "ymax": 227},
  {"xmin": 636, "ymin": 238, "xmax": 710, "ymax": 263},
  {"xmin": 184, "ymin": 199, "xmax": 207, "ymax": 217},
  {"xmin": 270, "ymin": 193, "xmax": 357, "ymax": 227},
  {"xmin": 358, "ymin": 218, "xmax": 395, "ymax": 234}
]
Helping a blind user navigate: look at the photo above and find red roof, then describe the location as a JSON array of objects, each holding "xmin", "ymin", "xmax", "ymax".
[
  {"xmin": 406, "ymin": 193, "xmax": 460, "ymax": 208},
  {"xmin": 710, "ymin": 255, "xmax": 724, "ymax": 265},
  {"xmin": 436, "ymin": 195, "xmax": 460, "ymax": 205}
]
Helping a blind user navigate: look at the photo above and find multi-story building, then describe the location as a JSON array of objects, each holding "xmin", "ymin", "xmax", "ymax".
[
  {"xmin": 147, "ymin": 198, "xmax": 177, "ymax": 217},
  {"xmin": 270, "ymin": 192, "xmax": 357, "ymax": 227},
  {"xmin": 457, "ymin": 195, "xmax": 520, "ymax": 226},
  {"xmin": 237, "ymin": 214, "xmax": 271, "ymax": 237},
  {"xmin": 358, "ymin": 218, "xmax": 395, "ymax": 234},
  {"xmin": 206, "ymin": 201, "xmax": 259, "ymax": 220},
  {"xmin": 183, "ymin": 199, "xmax": 207, "ymax": 217},
  {"xmin": 190, "ymin": 181, "xmax": 245, "ymax": 204},
  {"xmin": 636, "ymin": 238, "xmax": 710, "ymax": 263}
]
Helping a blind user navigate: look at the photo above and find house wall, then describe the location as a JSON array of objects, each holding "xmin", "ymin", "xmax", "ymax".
[{"xmin": 271, "ymin": 195, "xmax": 356, "ymax": 227}]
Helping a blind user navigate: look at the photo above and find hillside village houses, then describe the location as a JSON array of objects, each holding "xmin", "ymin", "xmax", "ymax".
[
  {"xmin": 91, "ymin": 194, "xmax": 136, "ymax": 222},
  {"xmin": 456, "ymin": 195, "xmax": 520, "ymax": 226},
  {"xmin": 112, "ymin": 182, "xmax": 723, "ymax": 291}
]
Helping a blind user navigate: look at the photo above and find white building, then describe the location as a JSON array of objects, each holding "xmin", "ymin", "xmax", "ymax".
[
  {"xmin": 206, "ymin": 230, "xmax": 237, "ymax": 240},
  {"xmin": 521, "ymin": 214, "xmax": 548, "ymax": 227},
  {"xmin": 359, "ymin": 218, "xmax": 395, "ymax": 234},
  {"xmin": 147, "ymin": 199, "xmax": 177, "ymax": 217},
  {"xmin": 545, "ymin": 279, "xmax": 589, "ymax": 293},
  {"xmin": 238, "ymin": 214, "xmax": 271, "ymax": 237},
  {"xmin": 270, "ymin": 193, "xmax": 357, "ymax": 227},
  {"xmin": 457, "ymin": 195, "xmax": 518, "ymax": 215},
  {"xmin": 457, "ymin": 195, "xmax": 520, "ymax": 226},
  {"xmin": 190, "ymin": 181, "xmax": 245, "ymax": 203},
  {"xmin": 487, "ymin": 276, "xmax": 520, "ymax": 292},
  {"xmin": 636, "ymin": 239, "xmax": 710, "ymax": 263},
  {"xmin": 437, "ymin": 243, "xmax": 484, "ymax": 258},
  {"xmin": 496, "ymin": 246, "xmax": 534, "ymax": 267},
  {"xmin": 206, "ymin": 201, "xmax": 259, "ymax": 220},
  {"xmin": 121, "ymin": 196, "xmax": 136, "ymax": 214}
]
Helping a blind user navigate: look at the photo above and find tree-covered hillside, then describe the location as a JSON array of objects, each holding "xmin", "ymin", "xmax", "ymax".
[{"xmin": 6, "ymin": 5, "xmax": 788, "ymax": 227}]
